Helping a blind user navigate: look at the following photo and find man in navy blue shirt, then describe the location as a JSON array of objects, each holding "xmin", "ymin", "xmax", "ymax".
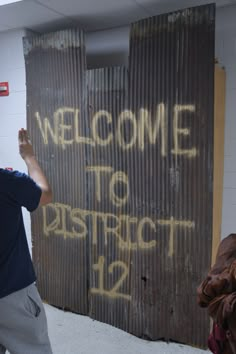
[{"xmin": 0, "ymin": 129, "xmax": 53, "ymax": 354}]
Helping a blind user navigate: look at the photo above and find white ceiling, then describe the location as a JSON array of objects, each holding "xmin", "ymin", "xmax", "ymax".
[{"xmin": 0, "ymin": 0, "xmax": 236, "ymax": 33}]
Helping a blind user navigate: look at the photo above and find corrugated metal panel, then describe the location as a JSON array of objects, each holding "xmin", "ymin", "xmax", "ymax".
[
  {"xmin": 128, "ymin": 4, "xmax": 215, "ymax": 347},
  {"xmin": 23, "ymin": 29, "xmax": 89, "ymax": 315},
  {"xmin": 86, "ymin": 67, "xmax": 130, "ymax": 331},
  {"xmin": 23, "ymin": 3, "xmax": 215, "ymax": 349}
]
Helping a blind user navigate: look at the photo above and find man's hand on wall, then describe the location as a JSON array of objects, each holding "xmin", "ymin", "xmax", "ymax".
[{"xmin": 18, "ymin": 128, "xmax": 35, "ymax": 161}]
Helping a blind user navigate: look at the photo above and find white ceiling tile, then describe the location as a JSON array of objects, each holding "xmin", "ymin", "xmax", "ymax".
[
  {"xmin": 0, "ymin": 0, "xmax": 67, "ymax": 28},
  {"xmin": 35, "ymin": 0, "xmax": 148, "ymax": 31},
  {"xmin": 0, "ymin": 0, "xmax": 235, "ymax": 34},
  {"xmin": 37, "ymin": 0, "xmax": 144, "ymax": 17}
]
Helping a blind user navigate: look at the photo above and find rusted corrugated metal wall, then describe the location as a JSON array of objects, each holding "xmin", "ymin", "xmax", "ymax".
[
  {"xmin": 23, "ymin": 3, "xmax": 215, "ymax": 348},
  {"xmin": 86, "ymin": 67, "xmax": 130, "ymax": 331},
  {"xmin": 23, "ymin": 29, "xmax": 89, "ymax": 314},
  {"xmin": 128, "ymin": 4, "xmax": 215, "ymax": 346}
]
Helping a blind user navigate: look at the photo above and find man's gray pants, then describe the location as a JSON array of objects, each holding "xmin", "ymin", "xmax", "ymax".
[{"xmin": 0, "ymin": 284, "xmax": 52, "ymax": 354}]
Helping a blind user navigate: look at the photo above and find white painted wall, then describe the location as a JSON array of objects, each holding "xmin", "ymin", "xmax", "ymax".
[
  {"xmin": 0, "ymin": 28, "xmax": 32, "ymax": 248},
  {"xmin": 0, "ymin": 5, "xmax": 235, "ymax": 250},
  {"xmin": 86, "ymin": 27, "xmax": 129, "ymax": 68},
  {"xmin": 0, "ymin": 29, "xmax": 27, "ymax": 170}
]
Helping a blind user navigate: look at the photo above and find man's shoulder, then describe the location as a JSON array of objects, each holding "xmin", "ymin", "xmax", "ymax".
[
  {"xmin": 0, "ymin": 169, "xmax": 29, "ymax": 188},
  {"xmin": 0, "ymin": 169, "xmax": 26, "ymax": 178}
]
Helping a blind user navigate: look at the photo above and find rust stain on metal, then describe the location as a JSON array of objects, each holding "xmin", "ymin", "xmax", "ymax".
[{"xmin": 23, "ymin": 4, "xmax": 215, "ymax": 348}]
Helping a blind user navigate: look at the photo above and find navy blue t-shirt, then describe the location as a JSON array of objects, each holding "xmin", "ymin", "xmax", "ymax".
[{"xmin": 0, "ymin": 169, "xmax": 42, "ymax": 298}]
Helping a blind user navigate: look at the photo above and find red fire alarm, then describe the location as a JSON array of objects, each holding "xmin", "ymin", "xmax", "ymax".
[{"xmin": 0, "ymin": 82, "xmax": 9, "ymax": 96}]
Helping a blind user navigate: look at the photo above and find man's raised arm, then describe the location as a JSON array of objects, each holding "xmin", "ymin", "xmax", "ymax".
[{"xmin": 18, "ymin": 128, "xmax": 53, "ymax": 206}]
